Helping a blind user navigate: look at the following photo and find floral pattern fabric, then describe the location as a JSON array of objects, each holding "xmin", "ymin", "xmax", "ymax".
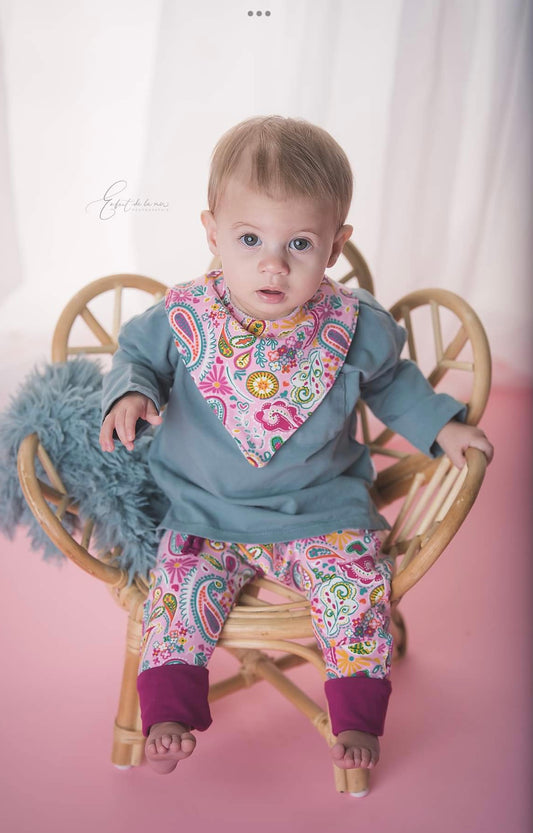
[
  {"xmin": 140, "ymin": 529, "xmax": 393, "ymax": 681},
  {"xmin": 165, "ymin": 272, "xmax": 360, "ymax": 466}
]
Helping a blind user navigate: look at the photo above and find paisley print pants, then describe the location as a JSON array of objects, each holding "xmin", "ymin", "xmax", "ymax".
[{"xmin": 139, "ymin": 529, "xmax": 394, "ymax": 681}]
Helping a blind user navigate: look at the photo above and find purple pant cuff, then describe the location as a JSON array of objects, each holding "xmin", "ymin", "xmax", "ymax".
[
  {"xmin": 137, "ymin": 664, "xmax": 212, "ymax": 737},
  {"xmin": 324, "ymin": 676, "xmax": 392, "ymax": 736}
]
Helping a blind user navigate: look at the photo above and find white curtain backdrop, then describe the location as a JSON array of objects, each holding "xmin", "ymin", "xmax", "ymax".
[{"xmin": 0, "ymin": 0, "xmax": 531, "ymax": 388}]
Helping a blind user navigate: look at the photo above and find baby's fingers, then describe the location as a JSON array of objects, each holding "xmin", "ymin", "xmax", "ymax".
[
  {"xmin": 144, "ymin": 399, "xmax": 163, "ymax": 426},
  {"xmin": 447, "ymin": 446, "xmax": 468, "ymax": 470},
  {"xmin": 124, "ymin": 408, "xmax": 141, "ymax": 449},
  {"xmin": 468, "ymin": 434, "xmax": 494, "ymax": 464},
  {"xmin": 99, "ymin": 414, "xmax": 116, "ymax": 452},
  {"xmin": 114, "ymin": 408, "xmax": 136, "ymax": 451}
]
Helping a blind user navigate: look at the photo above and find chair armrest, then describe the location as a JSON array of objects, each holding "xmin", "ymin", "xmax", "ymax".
[
  {"xmin": 17, "ymin": 432, "xmax": 128, "ymax": 587},
  {"xmin": 390, "ymin": 447, "xmax": 487, "ymax": 601}
]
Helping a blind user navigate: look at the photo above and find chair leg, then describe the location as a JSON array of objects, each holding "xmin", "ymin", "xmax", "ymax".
[
  {"xmin": 346, "ymin": 767, "xmax": 371, "ymax": 797},
  {"xmin": 111, "ymin": 613, "xmax": 145, "ymax": 767},
  {"xmin": 333, "ymin": 763, "xmax": 370, "ymax": 797},
  {"xmin": 391, "ymin": 605, "xmax": 407, "ymax": 660}
]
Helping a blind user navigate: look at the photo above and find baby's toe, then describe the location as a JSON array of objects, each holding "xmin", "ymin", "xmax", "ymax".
[
  {"xmin": 180, "ymin": 733, "xmax": 196, "ymax": 754},
  {"xmin": 351, "ymin": 747, "xmax": 362, "ymax": 768},
  {"xmin": 331, "ymin": 743, "xmax": 362, "ymax": 770},
  {"xmin": 156, "ymin": 736, "xmax": 172, "ymax": 753},
  {"xmin": 330, "ymin": 742, "xmax": 346, "ymax": 761},
  {"xmin": 359, "ymin": 747, "xmax": 372, "ymax": 769},
  {"xmin": 168, "ymin": 735, "xmax": 182, "ymax": 753},
  {"xmin": 146, "ymin": 739, "xmax": 166, "ymax": 759}
]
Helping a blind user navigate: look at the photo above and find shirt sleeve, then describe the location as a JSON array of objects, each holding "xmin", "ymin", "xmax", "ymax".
[
  {"xmin": 348, "ymin": 291, "xmax": 467, "ymax": 456},
  {"xmin": 101, "ymin": 299, "xmax": 178, "ymax": 421}
]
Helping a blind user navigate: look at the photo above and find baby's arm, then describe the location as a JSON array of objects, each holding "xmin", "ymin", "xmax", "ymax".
[
  {"xmin": 99, "ymin": 299, "xmax": 177, "ymax": 452},
  {"xmin": 435, "ymin": 420, "xmax": 494, "ymax": 469},
  {"xmin": 99, "ymin": 392, "xmax": 163, "ymax": 452},
  {"xmin": 353, "ymin": 295, "xmax": 494, "ymax": 464}
]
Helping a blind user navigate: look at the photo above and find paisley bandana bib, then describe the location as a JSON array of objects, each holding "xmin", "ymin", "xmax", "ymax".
[{"xmin": 165, "ymin": 271, "xmax": 359, "ymax": 467}]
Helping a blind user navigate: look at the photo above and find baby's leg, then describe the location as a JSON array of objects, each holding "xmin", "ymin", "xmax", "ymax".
[
  {"xmin": 325, "ymin": 675, "xmax": 391, "ymax": 769},
  {"xmin": 138, "ymin": 532, "xmax": 259, "ymax": 773},
  {"xmin": 278, "ymin": 530, "xmax": 394, "ymax": 769}
]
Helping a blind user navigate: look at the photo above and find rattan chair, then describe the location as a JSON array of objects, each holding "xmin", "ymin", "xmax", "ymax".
[{"xmin": 17, "ymin": 241, "xmax": 490, "ymax": 797}]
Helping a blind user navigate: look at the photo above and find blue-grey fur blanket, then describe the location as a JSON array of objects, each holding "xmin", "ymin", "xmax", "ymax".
[{"xmin": 0, "ymin": 358, "xmax": 169, "ymax": 581}]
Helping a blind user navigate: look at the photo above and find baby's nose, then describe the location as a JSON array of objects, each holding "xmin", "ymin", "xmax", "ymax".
[{"xmin": 259, "ymin": 252, "xmax": 289, "ymax": 277}]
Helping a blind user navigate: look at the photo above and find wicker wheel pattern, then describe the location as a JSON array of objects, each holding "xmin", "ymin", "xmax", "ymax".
[{"xmin": 51, "ymin": 274, "xmax": 168, "ymax": 362}]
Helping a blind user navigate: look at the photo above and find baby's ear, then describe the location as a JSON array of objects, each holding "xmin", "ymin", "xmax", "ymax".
[
  {"xmin": 201, "ymin": 210, "xmax": 218, "ymax": 255},
  {"xmin": 327, "ymin": 224, "xmax": 353, "ymax": 268}
]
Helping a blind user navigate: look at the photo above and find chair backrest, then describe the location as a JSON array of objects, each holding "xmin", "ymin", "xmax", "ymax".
[{"xmin": 51, "ymin": 275, "xmax": 168, "ymax": 363}]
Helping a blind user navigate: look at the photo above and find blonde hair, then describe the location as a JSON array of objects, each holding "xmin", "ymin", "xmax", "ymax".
[{"xmin": 207, "ymin": 116, "xmax": 353, "ymax": 228}]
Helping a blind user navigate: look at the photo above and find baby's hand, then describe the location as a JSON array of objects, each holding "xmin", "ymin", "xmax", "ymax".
[
  {"xmin": 99, "ymin": 392, "xmax": 163, "ymax": 452},
  {"xmin": 435, "ymin": 420, "xmax": 494, "ymax": 470}
]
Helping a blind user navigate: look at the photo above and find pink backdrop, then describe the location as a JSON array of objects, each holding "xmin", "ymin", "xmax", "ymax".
[{"xmin": 0, "ymin": 384, "xmax": 531, "ymax": 832}]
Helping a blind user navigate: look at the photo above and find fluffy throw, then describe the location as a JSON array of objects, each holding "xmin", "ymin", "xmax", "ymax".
[{"xmin": 0, "ymin": 358, "xmax": 169, "ymax": 581}]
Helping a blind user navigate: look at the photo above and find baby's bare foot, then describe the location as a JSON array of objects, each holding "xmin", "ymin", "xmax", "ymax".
[
  {"xmin": 145, "ymin": 721, "xmax": 196, "ymax": 775},
  {"xmin": 330, "ymin": 729, "xmax": 380, "ymax": 770}
]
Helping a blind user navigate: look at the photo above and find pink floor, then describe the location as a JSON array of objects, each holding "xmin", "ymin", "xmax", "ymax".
[{"xmin": 0, "ymin": 384, "xmax": 531, "ymax": 833}]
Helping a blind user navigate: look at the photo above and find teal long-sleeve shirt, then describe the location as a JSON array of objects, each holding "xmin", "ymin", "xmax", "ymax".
[{"xmin": 101, "ymin": 288, "xmax": 466, "ymax": 543}]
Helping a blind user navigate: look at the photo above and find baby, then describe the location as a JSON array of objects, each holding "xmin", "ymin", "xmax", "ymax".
[{"xmin": 99, "ymin": 116, "xmax": 493, "ymax": 776}]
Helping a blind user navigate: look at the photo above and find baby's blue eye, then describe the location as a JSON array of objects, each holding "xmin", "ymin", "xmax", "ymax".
[
  {"xmin": 240, "ymin": 233, "xmax": 260, "ymax": 247},
  {"xmin": 290, "ymin": 238, "xmax": 311, "ymax": 252}
]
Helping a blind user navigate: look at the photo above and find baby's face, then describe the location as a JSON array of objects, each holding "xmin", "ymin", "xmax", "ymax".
[{"xmin": 201, "ymin": 176, "xmax": 352, "ymax": 320}]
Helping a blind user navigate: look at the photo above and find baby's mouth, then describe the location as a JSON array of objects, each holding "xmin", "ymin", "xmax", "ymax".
[{"xmin": 257, "ymin": 288, "xmax": 286, "ymax": 300}]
